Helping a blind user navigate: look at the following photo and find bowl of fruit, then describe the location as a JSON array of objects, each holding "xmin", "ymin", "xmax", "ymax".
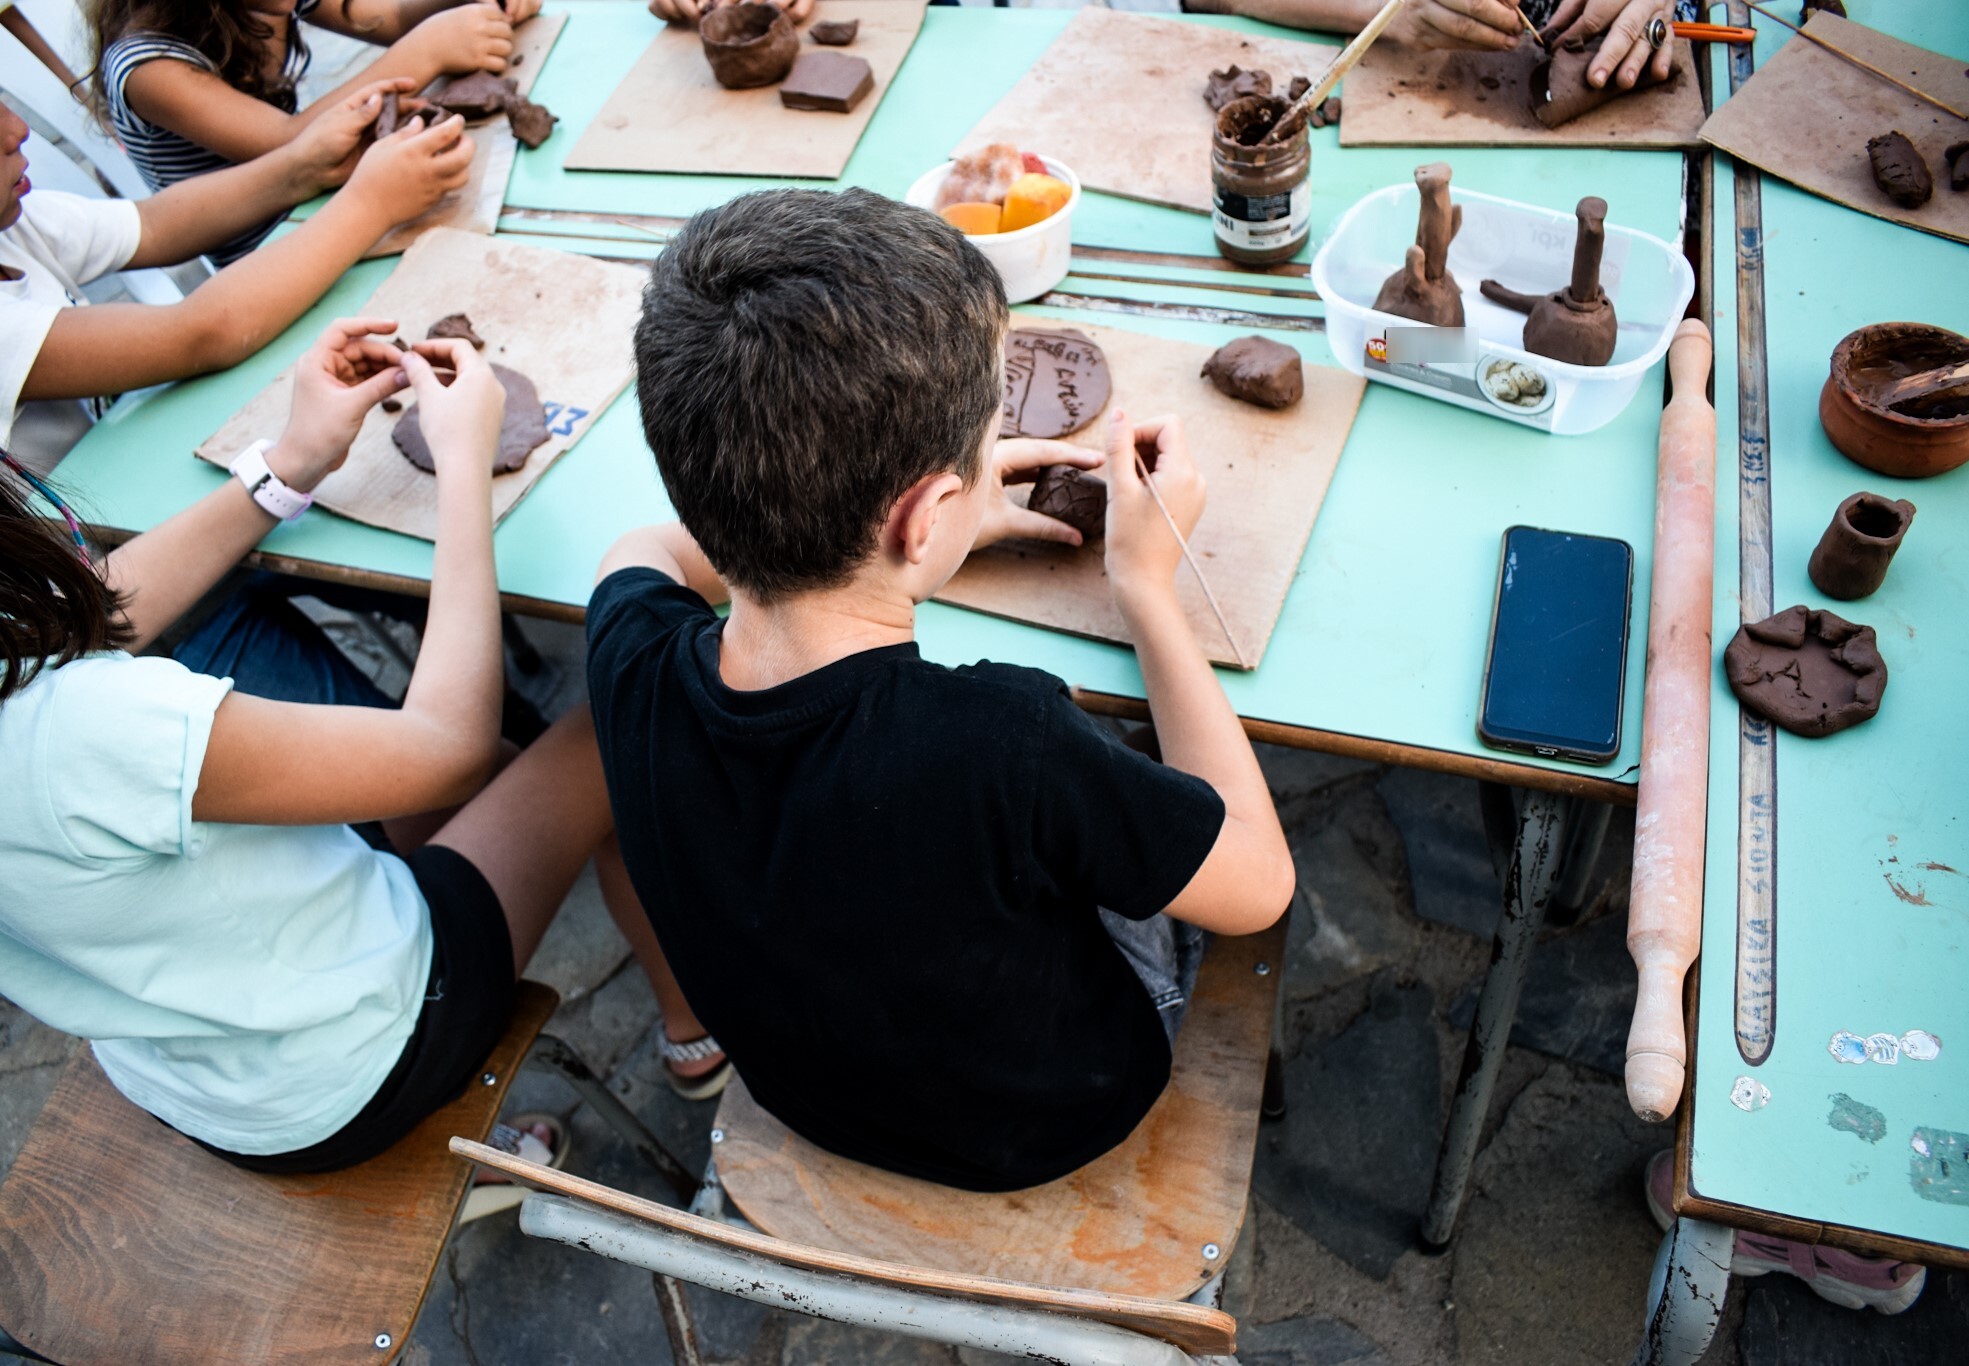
[{"xmin": 907, "ymin": 145, "xmax": 1079, "ymax": 304}]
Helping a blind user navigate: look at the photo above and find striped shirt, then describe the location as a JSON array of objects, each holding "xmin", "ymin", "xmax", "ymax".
[{"xmin": 99, "ymin": 1, "xmax": 318, "ymax": 267}]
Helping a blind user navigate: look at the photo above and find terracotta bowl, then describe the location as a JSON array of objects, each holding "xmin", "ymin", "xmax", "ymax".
[
  {"xmin": 1820, "ymin": 322, "xmax": 1969, "ymax": 479},
  {"xmin": 700, "ymin": 2, "xmax": 798, "ymax": 90}
]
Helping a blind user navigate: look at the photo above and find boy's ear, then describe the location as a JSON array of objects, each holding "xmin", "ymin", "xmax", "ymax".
[{"xmin": 888, "ymin": 471, "xmax": 967, "ymax": 566}]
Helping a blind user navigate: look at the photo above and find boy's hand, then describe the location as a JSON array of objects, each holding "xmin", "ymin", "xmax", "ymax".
[
  {"xmin": 267, "ymin": 317, "xmax": 412, "ymax": 492},
  {"xmin": 288, "ymin": 78, "xmax": 421, "ymax": 192},
  {"xmin": 343, "ymin": 113, "xmax": 474, "ymax": 227},
  {"xmin": 972, "ymin": 437, "xmax": 1104, "ymax": 551},
  {"xmin": 649, "ymin": 0, "xmax": 814, "ymax": 29},
  {"xmin": 407, "ymin": 2, "xmax": 516, "ymax": 74},
  {"xmin": 1103, "ymin": 409, "xmax": 1206, "ymax": 600},
  {"xmin": 400, "ymin": 337, "xmax": 506, "ymax": 479}
]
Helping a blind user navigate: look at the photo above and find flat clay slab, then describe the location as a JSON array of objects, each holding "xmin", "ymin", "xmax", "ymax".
[
  {"xmin": 935, "ymin": 319, "xmax": 1366, "ymax": 669},
  {"xmin": 957, "ymin": 8, "xmax": 1338, "ymax": 215},
  {"xmin": 362, "ymin": 12, "xmax": 566, "ymax": 260},
  {"xmin": 566, "ymin": 0, "xmax": 926, "ymax": 178},
  {"xmin": 1698, "ymin": 13, "xmax": 1969, "ymax": 246},
  {"xmin": 1340, "ymin": 35, "xmax": 1704, "ymax": 148},
  {"xmin": 195, "ymin": 229, "xmax": 643, "ymax": 541}
]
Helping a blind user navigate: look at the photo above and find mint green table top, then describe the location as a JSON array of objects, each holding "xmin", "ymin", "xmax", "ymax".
[
  {"xmin": 1690, "ymin": 1, "xmax": 1969, "ymax": 1258},
  {"xmin": 52, "ymin": 5, "xmax": 1694, "ymax": 794}
]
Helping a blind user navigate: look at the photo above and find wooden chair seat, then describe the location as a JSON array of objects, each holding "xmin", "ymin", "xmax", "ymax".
[
  {"xmin": 0, "ymin": 981, "xmax": 560, "ymax": 1366},
  {"xmin": 712, "ymin": 922, "xmax": 1286, "ymax": 1304}
]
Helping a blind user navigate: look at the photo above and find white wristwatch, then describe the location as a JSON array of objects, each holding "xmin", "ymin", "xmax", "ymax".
[{"xmin": 230, "ymin": 439, "xmax": 313, "ymax": 522}]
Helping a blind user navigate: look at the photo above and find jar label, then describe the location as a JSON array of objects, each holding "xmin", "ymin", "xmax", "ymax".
[{"xmin": 1212, "ymin": 182, "xmax": 1311, "ymax": 252}]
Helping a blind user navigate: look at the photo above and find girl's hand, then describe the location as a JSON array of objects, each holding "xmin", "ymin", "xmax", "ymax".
[
  {"xmin": 268, "ymin": 317, "xmax": 412, "ymax": 491},
  {"xmin": 407, "ymin": 2, "xmax": 516, "ymax": 75},
  {"xmin": 1542, "ymin": 0, "xmax": 1678, "ymax": 89},
  {"xmin": 399, "ymin": 337, "xmax": 506, "ymax": 479},
  {"xmin": 343, "ymin": 112, "xmax": 475, "ymax": 227},
  {"xmin": 649, "ymin": 0, "xmax": 814, "ymax": 29},
  {"xmin": 972, "ymin": 437, "xmax": 1105, "ymax": 550},
  {"xmin": 1386, "ymin": 0, "xmax": 1526, "ymax": 52},
  {"xmin": 290, "ymin": 77, "xmax": 421, "ymax": 192}
]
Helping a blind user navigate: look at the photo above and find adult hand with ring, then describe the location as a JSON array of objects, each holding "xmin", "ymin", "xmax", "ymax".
[{"xmin": 1542, "ymin": 0, "xmax": 1680, "ymax": 90}]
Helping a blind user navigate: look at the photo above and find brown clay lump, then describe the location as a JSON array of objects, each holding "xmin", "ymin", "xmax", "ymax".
[
  {"xmin": 1373, "ymin": 163, "xmax": 1464, "ymax": 328},
  {"xmin": 1205, "ymin": 66, "xmax": 1273, "ymax": 112},
  {"xmin": 780, "ymin": 51, "xmax": 873, "ymax": 112},
  {"xmin": 432, "ymin": 71, "xmax": 515, "ymax": 120},
  {"xmin": 426, "ymin": 313, "xmax": 485, "ymax": 348},
  {"xmin": 376, "ymin": 91, "xmax": 403, "ymax": 138},
  {"xmin": 1867, "ymin": 131, "xmax": 1932, "ymax": 209},
  {"xmin": 1724, "ymin": 605, "xmax": 1886, "ymax": 738},
  {"xmin": 1027, "ymin": 466, "xmax": 1107, "ymax": 542},
  {"xmin": 507, "ymin": 97, "xmax": 558, "ymax": 150},
  {"xmin": 701, "ymin": 2, "xmax": 800, "ymax": 89},
  {"xmin": 1943, "ymin": 141, "xmax": 1969, "ymax": 192},
  {"xmin": 393, "ymin": 363, "xmax": 549, "ymax": 475},
  {"xmin": 1533, "ymin": 23, "xmax": 1673, "ymax": 128},
  {"xmin": 1801, "ymin": 0, "xmax": 1846, "ymax": 17},
  {"xmin": 1003, "ymin": 328, "xmax": 1112, "ymax": 439},
  {"xmin": 1202, "ymin": 336, "xmax": 1303, "ymax": 409},
  {"xmin": 810, "ymin": 17, "xmax": 858, "ymax": 45},
  {"xmin": 1478, "ymin": 196, "xmax": 1619, "ymax": 367}
]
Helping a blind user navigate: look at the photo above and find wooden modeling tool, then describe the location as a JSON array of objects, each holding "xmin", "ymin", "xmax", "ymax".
[
  {"xmin": 1268, "ymin": 0, "xmax": 1407, "ymax": 143},
  {"xmin": 1133, "ymin": 450, "xmax": 1248, "ymax": 669},
  {"xmin": 1625, "ymin": 320, "xmax": 1716, "ymax": 1124},
  {"xmin": 1516, "ymin": 6, "xmax": 1545, "ymax": 49},
  {"xmin": 1744, "ymin": 2, "xmax": 1968, "ymax": 119}
]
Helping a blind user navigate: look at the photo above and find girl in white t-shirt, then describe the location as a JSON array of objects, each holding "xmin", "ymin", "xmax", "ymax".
[{"xmin": 0, "ymin": 318, "xmax": 723, "ymax": 1173}]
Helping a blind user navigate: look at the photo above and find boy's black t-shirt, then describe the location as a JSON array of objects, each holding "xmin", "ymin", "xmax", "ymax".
[{"xmin": 587, "ymin": 568, "xmax": 1227, "ymax": 1192}]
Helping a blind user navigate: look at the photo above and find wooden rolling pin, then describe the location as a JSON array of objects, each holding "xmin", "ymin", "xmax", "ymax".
[{"xmin": 1625, "ymin": 318, "xmax": 1716, "ymax": 1124}]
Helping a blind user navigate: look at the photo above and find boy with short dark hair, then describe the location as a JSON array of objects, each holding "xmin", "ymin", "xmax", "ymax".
[{"xmin": 590, "ymin": 188, "xmax": 1294, "ymax": 1192}]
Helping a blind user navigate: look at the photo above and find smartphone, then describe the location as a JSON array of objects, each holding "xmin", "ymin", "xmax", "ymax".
[{"xmin": 1478, "ymin": 526, "xmax": 1634, "ymax": 766}]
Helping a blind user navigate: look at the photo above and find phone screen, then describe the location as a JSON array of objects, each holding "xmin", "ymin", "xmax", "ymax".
[{"xmin": 1479, "ymin": 526, "xmax": 1634, "ymax": 765}]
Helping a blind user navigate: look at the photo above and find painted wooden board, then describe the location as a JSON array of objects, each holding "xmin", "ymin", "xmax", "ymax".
[
  {"xmin": 1699, "ymin": 12, "xmax": 1969, "ymax": 246},
  {"xmin": 1340, "ymin": 35, "xmax": 1705, "ymax": 148},
  {"xmin": 364, "ymin": 12, "xmax": 567, "ymax": 258},
  {"xmin": 714, "ymin": 922, "xmax": 1283, "ymax": 1302},
  {"xmin": 566, "ymin": 0, "xmax": 927, "ymax": 178},
  {"xmin": 956, "ymin": 8, "xmax": 1337, "ymax": 216},
  {"xmin": 196, "ymin": 229, "xmax": 641, "ymax": 541},
  {"xmin": 936, "ymin": 319, "xmax": 1364, "ymax": 670}
]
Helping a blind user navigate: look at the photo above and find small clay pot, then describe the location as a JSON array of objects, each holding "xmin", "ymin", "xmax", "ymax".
[
  {"xmin": 1807, "ymin": 493, "xmax": 1915, "ymax": 600},
  {"xmin": 701, "ymin": 2, "xmax": 799, "ymax": 90},
  {"xmin": 1820, "ymin": 323, "xmax": 1969, "ymax": 478}
]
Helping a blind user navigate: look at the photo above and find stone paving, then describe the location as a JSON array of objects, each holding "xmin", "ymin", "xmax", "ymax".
[{"xmin": 4, "ymin": 618, "xmax": 1965, "ymax": 1364}]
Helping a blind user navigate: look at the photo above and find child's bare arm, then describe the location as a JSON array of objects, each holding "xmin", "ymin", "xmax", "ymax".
[
  {"xmin": 21, "ymin": 117, "xmax": 472, "ymax": 402},
  {"xmin": 1102, "ymin": 409, "xmax": 1295, "ymax": 934},
  {"xmin": 311, "ymin": 0, "xmax": 544, "ymax": 45},
  {"xmin": 597, "ymin": 524, "xmax": 729, "ymax": 606}
]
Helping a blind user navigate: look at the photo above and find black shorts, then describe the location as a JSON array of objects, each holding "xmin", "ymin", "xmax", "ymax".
[{"xmin": 197, "ymin": 843, "xmax": 516, "ymax": 1175}]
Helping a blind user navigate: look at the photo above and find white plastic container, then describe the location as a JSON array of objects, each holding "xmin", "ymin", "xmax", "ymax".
[
  {"xmin": 1310, "ymin": 182, "xmax": 1695, "ymax": 434},
  {"xmin": 905, "ymin": 157, "xmax": 1079, "ymax": 305}
]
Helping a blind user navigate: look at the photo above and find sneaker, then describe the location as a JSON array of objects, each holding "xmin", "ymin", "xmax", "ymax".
[{"xmin": 1643, "ymin": 1150, "xmax": 1926, "ymax": 1314}]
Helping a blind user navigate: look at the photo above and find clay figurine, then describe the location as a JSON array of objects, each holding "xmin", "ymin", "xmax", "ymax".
[
  {"xmin": 1946, "ymin": 142, "xmax": 1969, "ymax": 192},
  {"xmin": 426, "ymin": 313, "xmax": 485, "ymax": 349},
  {"xmin": 1003, "ymin": 328, "xmax": 1111, "ymax": 439},
  {"xmin": 1026, "ymin": 466, "xmax": 1107, "ymax": 542},
  {"xmin": 394, "ymin": 364, "xmax": 550, "ymax": 474},
  {"xmin": 810, "ymin": 17, "xmax": 858, "ymax": 45},
  {"xmin": 1723, "ymin": 605, "xmax": 1886, "ymax": 738},
  {"xmin": 1532, "ymin": 25, "xmax": 1674, "ymax": 128},
  {"xmin": 1479, "ymin": 197, "xmax": 1619, "ymax": 366},
  {"xmin": 1372, "ymin": 163, "xmax": 1464, "ymax": 328},
  {"xmin": 779, "ymin": 51, "xmax": 874, "ymax": 112},
  {"xmin": 1807, "ymin": 493, "xmax": 1915, "ymax": 600},
  {"xmin": 1205, "ymin": 65, "xmax": 1273, "ymax": 112},
  {"xmin": 701, "ymin": 2, "xmax": 800, "ymax": 89},
  {"xmin": 1202, "ymin": 335, "xmax": 1303, "ymax": 409},
  {"xmin": 1867, "ymin": 131, "xmax": 1932, "ymax": 209}
]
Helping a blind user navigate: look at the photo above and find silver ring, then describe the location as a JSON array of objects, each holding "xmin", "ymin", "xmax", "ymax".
[{"xmin": 1646, "ymin": 15, "xmax": 1669, "ymax": 48}]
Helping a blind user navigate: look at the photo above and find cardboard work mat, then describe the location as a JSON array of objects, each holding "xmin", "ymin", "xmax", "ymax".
[
  {"xmin": 364, "ymin": 13, "xmax": 566, "ymax": 259},
  {"xmin": 197, "ymin": 229, "xmax": 641, "ymax": 541},
  {"xmin": 566, "ymin": 0, "xmax": 927, "ymax": 178},
  {"xmin": 957, "ymin": 8, "xmax": 1337, "ymax": 215},
  {"xmin": 936, "ymin": 322, "xmax": 1365, "ymax": 669},
  {"xmin": 1340, "ymin": 34, "xmax": 1704, "ymax": 148},
  {"xmin": 1700, "ymin": 13, "xmax": 1969, "ymax": 245}
]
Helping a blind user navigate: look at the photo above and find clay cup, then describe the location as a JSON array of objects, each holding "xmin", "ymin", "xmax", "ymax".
[
  {"xmin": 1820, "ymin": 323, "xmax": 1969, "ymax": 479},
  {"xmin": 1807, "ymin": 492, "xmax": 1915, "ymax": 600},
  {"xmin": 701, "ymin": 2, "xmax": 799, "ymax": 90}
]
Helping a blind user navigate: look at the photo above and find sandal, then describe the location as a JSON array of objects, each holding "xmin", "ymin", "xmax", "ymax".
[
  {"xmin": 660, "ymin": 1032, "xmax": 731, "ymax": 1101},
  {"xmin": 460, "ymin": 1112, "xmax": 568, "ymax": 1223}
]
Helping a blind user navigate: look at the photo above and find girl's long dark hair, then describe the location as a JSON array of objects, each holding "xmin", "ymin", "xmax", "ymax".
[
  {"xmin": 0, "ymin": 461, "xmax": 132, "ymax": 703},
  {"xmin": 85, "ymin": 0, "xmax": 311, "ymax": 121}
]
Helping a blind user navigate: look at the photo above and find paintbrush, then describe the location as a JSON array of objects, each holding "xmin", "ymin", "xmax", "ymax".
[
  {"xmin": 1131, "ymin": 451, "xmax": 1250, "ymax": 670},
  {"xmin": 1266, "ymin": 0, "xmax": 1408, "ymax": 143},
  {"xmin": 1744, "ymin": 1, "xmax": 1967, "ymax": 120}
]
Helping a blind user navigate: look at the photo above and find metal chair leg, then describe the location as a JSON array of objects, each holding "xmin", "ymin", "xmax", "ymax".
[
  {"xmin": 1420, "ymin": 788, "xmax": 1572, "ymax": 1248},
  {"xmin": 1631, "ymin": 1218, "xmax": 1733, "ymax": 1366},
  {"xmin": 652, "ymin": 1271, "xmax": 705, "ymax": 1366},
  {"xmin": 1550, "ymin": 798, "xmax": 1615, "ymax": 927},
  {"xmin": 526, "ymin": 1033, "xmax": 699, "ymax": 1203}
]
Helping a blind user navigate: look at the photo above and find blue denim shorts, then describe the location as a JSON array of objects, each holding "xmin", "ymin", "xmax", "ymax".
[{"xmin": 1099, "ymin": 910, "xmax": 1209, "ymax": 1045}]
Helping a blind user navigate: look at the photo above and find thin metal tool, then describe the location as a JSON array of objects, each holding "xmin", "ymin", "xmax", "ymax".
[
  {"xmin": 1132, "ymin": 453, "xmax": 1250, "ymax": 669},
  {"xmin": 1744, "ymin": 2, "xmax": 1968, "ymax": 120}
]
